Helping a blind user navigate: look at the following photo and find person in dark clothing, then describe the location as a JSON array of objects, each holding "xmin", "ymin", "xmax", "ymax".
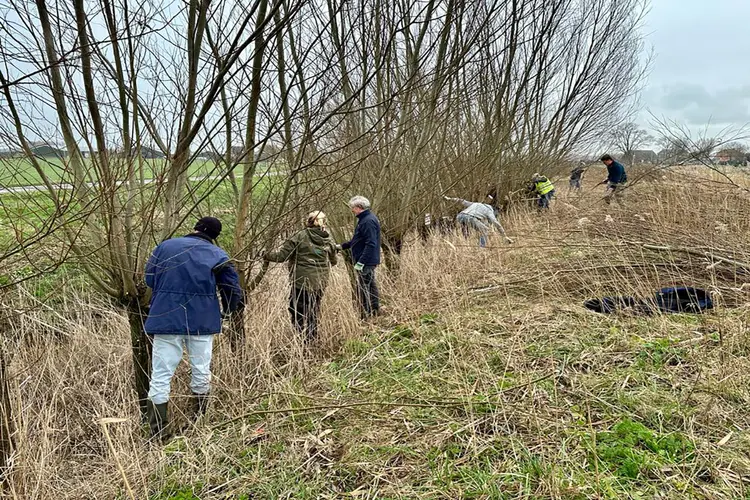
[
  {"xmin": 599, "ymin": 154, "xmax": 628, "ymax": 205},
  {"xmin": 569, "ymin": 162, "xmax": 585, "ymax": 191},
  {"xmin": 264, "ymin": 211, "xmax": 338, "ymax": 344},
  {"xmin": 340, "ymin": 196, "xmax": 381, "ymax": 318},
  {"xmin": 144, "ymin": 216, "xmax": 244, "ymax": 440}
]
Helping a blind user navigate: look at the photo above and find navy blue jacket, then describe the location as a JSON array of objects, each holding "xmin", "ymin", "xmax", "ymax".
[
  {"xmin": 341, "ymin": 210, "xmax": 381, "ymax": 266},
  {"xmin": 144, "ymin": 233, "xmax": 244, "ymax": 335},
  {"xmin": 606, "ymin": 161, "xmax": 627, "ymax": 184}
]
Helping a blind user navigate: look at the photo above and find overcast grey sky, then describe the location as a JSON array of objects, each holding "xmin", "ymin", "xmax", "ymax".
[{"xmin": 640, "ymin": 0, "xmax": 750, "ymax": 132}]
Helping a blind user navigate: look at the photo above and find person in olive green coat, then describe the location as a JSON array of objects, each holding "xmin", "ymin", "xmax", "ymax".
[{"xmin": 264, "ymin": 211, "xmax": 338, "ymax": 344}]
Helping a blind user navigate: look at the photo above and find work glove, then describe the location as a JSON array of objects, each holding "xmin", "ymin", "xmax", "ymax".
[
  {"xmin": 353, "ymin": 262, "xmax": 364, "ymax": 272},
  {"xmin": 335, "ymin": 244, "xmax": 342, "ymax": 252}
]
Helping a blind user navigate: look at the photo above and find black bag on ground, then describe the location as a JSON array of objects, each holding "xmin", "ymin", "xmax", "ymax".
[
  {"xmin": 654, "ymin": 287, "xmax": 713, "ymax": 313},
  {"xmin": 583, "ymin": 296, "xmax": 652, "ymax": 315},
  {"xmin": 585, "ymin": 287, "xmax": 712, "ymax": 315}
]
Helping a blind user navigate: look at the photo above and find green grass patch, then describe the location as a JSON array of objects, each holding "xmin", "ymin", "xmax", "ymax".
[
  {"xmin": 125, "ymin": 301, "xmax": 743, "ymax": 498},
  {"xmin": 150, "ymin": 482, "xmax": 204, "ymax": 500},
  {"xmin": 636, "ymin": 337, "xmax": 685, "ymax": 368},
  {"xmin": 592, "ymin": 418, "xmax": 694, "ymax": 480},
  {"xmin": 0, "ymin": 157, "xmax": 225, "ymax": 187},
  {"xmin": 0, "ymin": 156, "xmax": 285, "ymax": 191}
]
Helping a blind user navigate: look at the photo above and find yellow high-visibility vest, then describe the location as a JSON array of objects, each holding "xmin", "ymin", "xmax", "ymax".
[{"xmin": 535, "ymin": 178, "xmax": 555, "ymax": 195}]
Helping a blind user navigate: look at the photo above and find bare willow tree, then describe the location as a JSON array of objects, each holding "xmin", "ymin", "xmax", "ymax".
[
  {"xmin": 316, "ymin": 0, "xmax": 649, "ymax": 260},
  {"xmin": 608, "ymin": 122, "xmax": 654, "ymax": 165},
  {"xmin": 0, "ymin": 0, "xmax": 299, "ymax": 417}
]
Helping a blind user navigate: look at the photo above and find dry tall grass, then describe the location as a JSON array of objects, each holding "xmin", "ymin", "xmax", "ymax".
[{"xmin": 3, "ymin": 166, "xmax": 750, "ymax": 498}]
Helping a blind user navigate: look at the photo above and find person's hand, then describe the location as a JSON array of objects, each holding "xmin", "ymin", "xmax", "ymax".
[
  {"xmin": 505, "ymin": 237, "xmax": 514, "ymax": 244},
  {"xmin": 443, "ymin": 195, "xmax": 451, "ymax": 201},
  {"xmin": 335, "ymin": 244, "xmax": 342, "ymax": 252},
  {"xmin": 354, "ymin": 262, "xmax": 364, "ymax": 272}
]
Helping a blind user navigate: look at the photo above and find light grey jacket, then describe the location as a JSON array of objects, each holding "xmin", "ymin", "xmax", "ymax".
[{"xmin": 446, "ymin": 197, "xmax": 508, "ymax": 236}]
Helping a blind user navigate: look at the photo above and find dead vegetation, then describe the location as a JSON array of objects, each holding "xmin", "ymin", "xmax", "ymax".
[{"xmin": 2, "ymin": 168, "xmax": 750, "ymax": 498}]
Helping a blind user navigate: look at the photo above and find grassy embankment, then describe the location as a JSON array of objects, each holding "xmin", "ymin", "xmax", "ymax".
[{"xmin": 2, "ymin": 167, "xmax": 750, "ymax": 499}]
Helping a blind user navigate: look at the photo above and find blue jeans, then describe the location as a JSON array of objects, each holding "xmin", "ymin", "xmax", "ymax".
[
  {"xmin": 537, "ymin": 190, "xmax": 554, "ymax": 209},
  {"xmin": 457, "ymin": 213, "xmax": 489, "ymax": 247}
]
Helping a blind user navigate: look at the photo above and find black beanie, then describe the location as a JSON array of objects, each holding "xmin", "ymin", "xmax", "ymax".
[{"xmin": 194, "ymin": 216, "xmax": 222, "ymax": 240}]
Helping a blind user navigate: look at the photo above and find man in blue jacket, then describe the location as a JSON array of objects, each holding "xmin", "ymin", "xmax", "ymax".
[
  {"xmin": 341, "ymin": 196, "xmax": 381, "ymax": 318},
  {"xmin": 144, "ymin": 216, "xmax": 244, "ymax": 439},
  {"xmin": 599, "ymin": 154, "xmax": 628, "ymax": 205}
]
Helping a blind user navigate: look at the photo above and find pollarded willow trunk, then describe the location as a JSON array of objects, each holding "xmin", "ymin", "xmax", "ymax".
[
  {"xmin": 125, "ymin": 297, "xmax": 152, "ymax": 421},
  {"xmin": 227, "ymin": 310, "xmax": 246, "ymax": 354},
  {"xmin": 382, "ymin": 232, "xmax": 404, "ymax": 275}
]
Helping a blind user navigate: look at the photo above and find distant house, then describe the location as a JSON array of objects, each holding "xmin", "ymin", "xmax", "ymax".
[
  {"xmin": 657, "ymin": 149, "xmax": 671, "ymax": 163},
  {"xmin": 713, "ymin": 153, "xmax": 730, "ymax": 164},
  {"xmin": 630, "ymin": 150, "xmax": 657, "ymax": 164},
  {"xmin": 713, "ymin": 148, "xmax": 747, "ymax": 165},
  {"xmin": 657, "ymin": 149, "xmax": 690, "ymax": 165}
]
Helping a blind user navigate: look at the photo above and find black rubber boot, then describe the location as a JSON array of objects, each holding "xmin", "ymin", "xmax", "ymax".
[{"xmin": 147, "ymin": 400, "xmax": 170, "ymax": 441}]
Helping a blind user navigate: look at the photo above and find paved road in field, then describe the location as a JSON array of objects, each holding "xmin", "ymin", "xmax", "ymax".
[{"xmin": 0, "ymin": 173, "xmax": 277, "ymax": 196}]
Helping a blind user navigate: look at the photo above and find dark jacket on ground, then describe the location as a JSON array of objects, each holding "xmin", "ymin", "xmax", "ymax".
[
  {"xmin": 341, "ymin": 210, "xmax": 381, "ymax": 266},
  {"xmin": 265, "ymin": 228, "xmax": 338, "ymax": 291},
  {"xmin": 606, "ymin": 160, "xmax": 627, "ymax": 184},
  {"xmin": 144, "ymin": 233, "xmax": 244, "ymax": 335}
]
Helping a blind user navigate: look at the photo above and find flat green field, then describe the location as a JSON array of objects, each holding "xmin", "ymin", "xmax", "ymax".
[{"xmin": 0, "ymin": 157, "xmax": 224, "ymax": 187}]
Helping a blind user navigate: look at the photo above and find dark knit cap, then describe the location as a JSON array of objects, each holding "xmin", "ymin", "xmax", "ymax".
[{"xmin": 194, "ymin": 216, "xmax": 222, "ymax": 240}]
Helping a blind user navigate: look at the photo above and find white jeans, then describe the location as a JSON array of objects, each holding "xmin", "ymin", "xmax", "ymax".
[{"xmin": 148, "ymin": 334, "xmax": 214, "ymax": 405}]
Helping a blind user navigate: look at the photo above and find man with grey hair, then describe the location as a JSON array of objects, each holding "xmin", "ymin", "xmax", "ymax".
[
  {"xmin": 341, "ymin": 196, "xmax": 381, "ymax": 318},
  {"xmin": 445, "ymin": 195, "xmax": 513, "ymax": 247}
]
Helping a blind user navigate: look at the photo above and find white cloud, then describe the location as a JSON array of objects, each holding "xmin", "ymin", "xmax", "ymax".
[
  {"xmin": 640, "ymin": 0, "xmax": 750, "ymax": 129},
  {"xmin": 647, "ymin": 83, "xmax": 750, "ymax": 125}
]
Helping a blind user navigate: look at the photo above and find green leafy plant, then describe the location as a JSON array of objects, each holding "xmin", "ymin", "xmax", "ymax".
[{"xmin": 594, "ymin": 419, "xmax": 694, "ymax": 479}]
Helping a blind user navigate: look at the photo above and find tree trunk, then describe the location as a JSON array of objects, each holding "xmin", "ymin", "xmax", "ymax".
[
  {"xmin": 126, "ymin": 299, "xmax": 151, "ymax": 421},
  {"xmin": 0, "ymin": 344, "xmax": 13, "ymax": 488},
  {"xmin": 227, "ymin": 309, "xmax": 246, "ymax": 353},
  {"xmin": 382, "ymin": 233, "xmax": 403, "ymax": 274}
]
